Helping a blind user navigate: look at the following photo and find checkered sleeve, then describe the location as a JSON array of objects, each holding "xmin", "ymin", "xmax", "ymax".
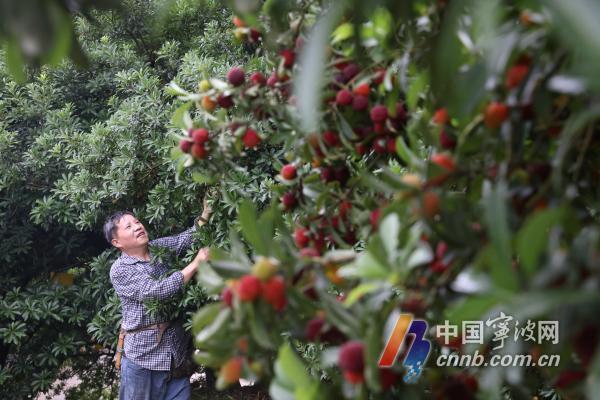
[
  {"xmin": 110, "ymin": 264, "xmax": 184, "ymax": 302},
  {"xmin": 149, "ymin": 224, "xmax": 196, "ymax": 256}
]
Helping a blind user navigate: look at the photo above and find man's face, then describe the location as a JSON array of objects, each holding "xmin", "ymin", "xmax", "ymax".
[{"xmin": 111, "ymin": 214, "xmax": 149, "ymax": 251}]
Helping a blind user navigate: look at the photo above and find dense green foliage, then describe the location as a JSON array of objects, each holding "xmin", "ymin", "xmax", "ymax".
[{"xmin": 0, "ymin": 1, "xmax": 270, "ymax": 398}]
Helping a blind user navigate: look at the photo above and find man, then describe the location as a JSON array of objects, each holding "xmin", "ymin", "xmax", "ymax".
[{"xmin": 104, "ymin": 201, "xmax": 211, "ymax": 400}]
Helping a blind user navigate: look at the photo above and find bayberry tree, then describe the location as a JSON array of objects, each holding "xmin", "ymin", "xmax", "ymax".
[{"xmin": 164, "ymin": 0, "xmax": 600, "ymax": 399}]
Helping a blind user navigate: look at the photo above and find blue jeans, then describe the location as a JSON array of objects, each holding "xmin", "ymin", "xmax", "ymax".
[{"xmin": 119, "ymin": 356, "xmax": 191, "ymax": 400}]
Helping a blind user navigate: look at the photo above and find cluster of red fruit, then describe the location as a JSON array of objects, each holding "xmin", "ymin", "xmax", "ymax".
[
  {"xmin": 220, "ymin": 257, "xmax": 287, "ymax": 311},
  {"xmin": 326, "ymin": 63, "xmax": 408, "ymax": 158},
  {"xmin": 179, "ymin": 128, "xmax": 210, "ymax": 159}
]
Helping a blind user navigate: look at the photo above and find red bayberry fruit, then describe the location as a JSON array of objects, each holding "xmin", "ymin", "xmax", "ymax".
[
  {"xmin": 281, "ymin": 164, "xmax": 297, "ymax": 180},
  {"xmin": 373, "ymin": 68, "xmax": 386, "ymax": 85},
  {"xmin": 232, "ymin": 16, "xmax": 245, "ymax": 27},
  {"xmin": 320, "ymin": 166, "xmax": 334, "ymax": 183},
  {"xmin": 379, "ymin": 368, "xmax": 399, "ymax": 390},
  {"xmin": 250, "ymin": 71, "xmax": 266, "ymax": 86},
  {"xmin": 353, "ymin": 83, "xmax": 370, "ymax": 96},
  {"xmin": 261, "ymin": 276, "xmax": 286, "ymax": 311},
  {"xmin": 227, "ymin": 67, "xmax": 245, "ymax": 86},
  {"xmin": 373, "ymin": 138, "xmax": 387, "ymax": 154},
  {"xmin": 334, "ymin": 166, "xmax": 349, "ymax": 185},
  {"xmin": 344, "ymin": 370, "xmax": 364, "ymax": 384},
  {"xmin": 294, "ymin": 227, "xmax": 310, "ymax": 248},
  {"xmin": 179, "ymin": 139, "xmax": 192, "ymax": 153},
  {"xmin": 339, "ymin": 341, "xmax": 365, "ymax": 379},
  {"xmin": 430, "ymin": 259, "xmax": 448, "ymax": 273},
  {"xmin": 237, "ymin": 275, "xmax": 262, "ymax": 301},
  {"xmin": 192, "ymin": 128, "xmax": 209, "ymax": 144},
  {"xmin": 220, "ymin": 356, "xmax": 243, "ymax": 384},
  {"xmin": 334, "ymin": 60, "xmax": 349, "ymax": 70},
  {"xmin": 342, "ymin": 63, "xmax": 360, "ymax": 81},
  {"xmin": 221, "ymin": 286, "xmax": 233, "ymax": 307},
  {"xmin": 355, "ymin": 143, "xmax": 367, "ymax": 155},
  {"xmin": 370, "ymin": 104, "xmax": 388, "ymax": 123},
  {"xmin": 300, "ymin": 247, "xmax": 320, "ymax": 258},
  {"xmin": 242, "ymin": 128, "xmax": 260, "ymax": 148},
  {"xmin": 436, "ymin": 241, "xmax": 448, "ymax": 259},
  {"xmin": 217, "ymin": 94, "xmax": 234, "ymax": 108},
  {"xmin": 431, "ymin": 153, "xmax": 456, "ymax": 173},
  {"xmin": 393, "ymin": 102, "xmax": 407, "ymax": 123},
  {"xmin": 304, "ymin": 317, "xmax": 325, "ymax": 341},
  {"xmin": 281, "ymin": 192, "xmax": 297, "ymax": 210},
  {"xmin": 267, "ymin": 71, "xmax": 278, "ymax": 87},
  {"xmin": 336, "ymin": 89, "xmax": 353, "ymax": 106},
  {"xmin": 352, "ymin": 95, "xmax": 369, "ymax": 111},
  {"xmin": 439, "ymin": 129, "xmax": 456, "ymax": 150},
  {"xmin": 422, "ymin": 191, "xmax": 440, "ymax": 218},
  {"xmin": 191, "ymin": 143, "xmax": 207, "ymax": 159},
  {"xmin": 433, "ymin": 108, "xmax": 449, "ymax": 125},
  {"xmin": 249, "ymin": 28, "xmax": 261, "ymax": 42},
  {"xmin": 386, "ymin": 137, "xmax": 397, "ymax": 153},
  {"xmin": 554, "ymin": 370, "xmax": 587, "ymax": 389},
  {"xmin": 505, "ymin": 64, "xmax": 529, "ymax": 89},
  {"xmin": 322, "ymin": 130, "xmax": 341, "ymax": 147},
  {"xmin": 370, "ymin": 208, "xmax": 381, "ymax": 230},
  {"xmin": 281, "ymin": 49, "xmax": 295, "ymax": 68},
  {"xmin": 339, "ymin": 201, "xmax": 352, "ymax": 219},
  {"xmin": 484, "ymin": 102, "xmax": 509, "ymax": 129}
]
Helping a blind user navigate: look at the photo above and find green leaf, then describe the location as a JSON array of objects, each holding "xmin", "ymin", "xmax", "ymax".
[
  {"xmin": 516, "ymin": 207, "xmax": 564, "ymax": 277},
  {"xmin": 545, "ymin": 0, "xmax": 600, "ymax": 91},
  {"xmin": 238, "ymin": 200, "xmax": 269, "ymax": 255},
  {"xmin": 379, "ymin": 213, "xmax": 400, "ymax": 259},
  {"xmin": 269, "ymin": 379, "xmax": 296, "ymax": 400},
  {"xmin": 338, "ymin": 250, "xmax": 389, "ymax": 280},
  {"xmin": 278, "ymin": 343, "xmax": 312, "ymax": 388},
  {"xmin": 319, "ymin": 293, "xmax": 360, "ymax": 338},
  {"xmin": 481, "ymin": 181, "xmax": 516, "ymax": 291},
  {"xmin": 192, "ymin": 303, "xmax": 226, "ymax": 335},
  {"xmin": 210, "ymin": 260, "xmax": 250, "ymax": 277},
  {"xmin": 446, "ymin": 293, "xmax": 507, "ymax": 324},
  {"xmin": 295, "ymin": 4, "xmax": 345, "ymax": 133},
  {"xmin": 331, "ymin": 22, "xmax": 354, "ymax": 44},
  {"xmin": 395, "ymin": 137, "xmax": 424, "ymax": 169},
  {"xmin": 4, "ymin": 41, "xmax": 26, "ymax": 83},
  {"xmin": 406, "ymin": 71, "xmax": 427, "ymax": 111},
  {"xmin": 191, "ymin": 171, "xmax": 216, "ymax": 184},
  {"xmin": 195, "ymin": 262, "xmax": 224, "ymax": 293},
  {"xmin": 195, "ymin": 307, "xmax": 231, "ymax": 344},
  {"xmin": 344, "ymin": 282, "xmax": 380, "ymax": 307},
  {"xmin": 43, "ymin": 5, "xmax": 72, "ymax": 66},
  {"xmin": 248, "ymin": 306, "xmax": 276, "ymax": 350},
  {"xmin": 171, "ymin": 102, "xmax": 192, "ymax": 129}
]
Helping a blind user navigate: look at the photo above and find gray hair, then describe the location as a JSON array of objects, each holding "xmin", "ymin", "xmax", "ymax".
[{"xmin": 103, "ymin": 211, "xmax": 135, "ymax": 244}]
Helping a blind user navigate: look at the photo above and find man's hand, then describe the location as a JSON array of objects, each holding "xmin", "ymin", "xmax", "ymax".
[
  {"xmin": 194, "ymin": 247, "xmax": 210, "ymax": 263},
  {"xmin": 197, "ymin": 197, "xmax": 212, "ymax": 226},
  {"xmin": 182, "ymin": 247, "xmax": 210, "ymax": 284}
]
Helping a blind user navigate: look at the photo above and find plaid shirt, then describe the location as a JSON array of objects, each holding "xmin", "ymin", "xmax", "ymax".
[{"xmin": 110, "ymin": 225, "xmax": 196, "ymax": 371}]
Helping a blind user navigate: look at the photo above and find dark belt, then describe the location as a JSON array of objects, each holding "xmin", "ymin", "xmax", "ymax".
[{"xmin": 126, "ymin": 322, "xmax": 170, "ymax": 344}]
